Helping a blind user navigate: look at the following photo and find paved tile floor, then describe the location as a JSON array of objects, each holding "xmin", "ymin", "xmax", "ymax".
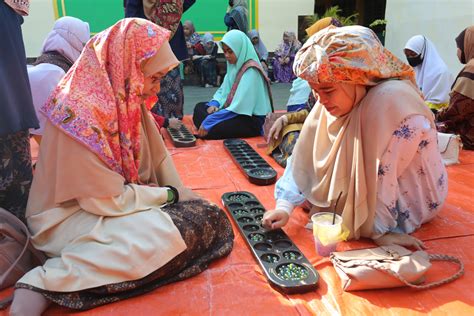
[{"xmin": 182, "ymin": 82, "xmax": 292, "ymax": 115}]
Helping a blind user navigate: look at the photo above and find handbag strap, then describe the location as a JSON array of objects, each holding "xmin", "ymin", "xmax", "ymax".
[
  {"xmin": 351, "ymin": 254, "xmax": 464, "ymax": 290},
  {"xmin": 439, "ymin": 134, "xmax": 461, "ymax": 154},
  {"xmin": 0, "ymin": 209, "xmax": 46, "ymax": 286},
  {"xmin": 0, "ymin": 227, "xmax": 30, "ymax": 286},
  {"xmin": 0, "ymin": 209, "xmax": 46, "ymax": 310}
]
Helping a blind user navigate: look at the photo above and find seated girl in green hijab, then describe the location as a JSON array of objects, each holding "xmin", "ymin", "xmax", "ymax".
[{"xmin": 192, "ymin": 30, "xmax": 273, "ymax": 140}]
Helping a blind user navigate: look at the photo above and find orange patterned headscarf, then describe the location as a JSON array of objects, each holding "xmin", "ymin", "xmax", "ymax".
[
  {"xmin": 294, "ymin": 25, "xmax": 416, "ymax": 87},
  {"xmin": 42, "ymin": 18, "xmax": 173, "ymax": 184}
]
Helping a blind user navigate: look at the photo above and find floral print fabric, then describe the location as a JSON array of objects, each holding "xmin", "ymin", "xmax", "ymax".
[
  {"xmin": 374, "ymin": 115, "xmax": 448, "ymax": 236},
  {"xmin": 275, "ymin": 115, "xmax": 447, "ymax": 237},
  {"xmin": 42, "ymin": 19, "xmax": 171, "ymax": 184}
]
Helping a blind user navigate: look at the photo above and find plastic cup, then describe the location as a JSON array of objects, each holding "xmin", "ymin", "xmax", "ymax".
[{"xmin": 311, "ymin": 212, "xmax": 343, "ymax": 257}]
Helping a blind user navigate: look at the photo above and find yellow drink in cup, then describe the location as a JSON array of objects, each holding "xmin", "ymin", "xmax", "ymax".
[{"xmin": 311, "ymin": 212, "xmax": 347, "ymax": 257}]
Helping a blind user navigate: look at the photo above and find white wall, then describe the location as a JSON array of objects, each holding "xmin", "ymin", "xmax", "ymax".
[
  {"xmin": 385, "ymin": 0, "xmax": 474, "ymax": 76},
  {"xmin": 257, "ymin": 0, "xmax": 314, "ymax": 51},
  {"xmin": 22, "ymin": 0, "xmax": 56, "ymax": 57}
]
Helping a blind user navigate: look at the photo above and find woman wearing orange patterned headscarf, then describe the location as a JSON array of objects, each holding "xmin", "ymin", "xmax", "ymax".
[
  {"xmin": 10, "ymin": 18, "xmax": 233, "ymax": 315},
  {"xmin": 263, "ymin": 26, "xmax": 447, "ymax": 250}
]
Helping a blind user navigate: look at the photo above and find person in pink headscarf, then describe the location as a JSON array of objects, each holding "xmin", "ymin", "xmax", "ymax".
[{"xmin": 9, "ymin": 18, "xmax": 233, "ymax": 315}]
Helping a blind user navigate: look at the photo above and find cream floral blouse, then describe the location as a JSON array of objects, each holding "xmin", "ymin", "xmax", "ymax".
[{"xmin": 275, "ymin": 115, "xmax": 448, "ymax": 237}]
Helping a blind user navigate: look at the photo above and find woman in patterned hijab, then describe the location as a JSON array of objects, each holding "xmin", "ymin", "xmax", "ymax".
[
  {"xmin": 263, "ymin": 26, "xmax": 447, "ymax": 250},
  {"xmin": 10, "ymin": 18, "xmax": 233, "ymax": 315}
]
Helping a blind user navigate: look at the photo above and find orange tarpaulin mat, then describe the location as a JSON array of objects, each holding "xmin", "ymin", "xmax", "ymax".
[{"xmin": 2, "ymin": 116, "xmax": 473, "ymax": 315}]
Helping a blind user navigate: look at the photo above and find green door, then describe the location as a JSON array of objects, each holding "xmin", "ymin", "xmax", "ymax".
[{"xmin": 54, "ymin": 0, "xmax": 258, "ymax": 39}]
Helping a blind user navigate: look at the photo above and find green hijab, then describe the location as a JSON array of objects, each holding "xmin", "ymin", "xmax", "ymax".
[{"xmin": 213, "ymin": 30, "xmax": 271, "ymax": 116}]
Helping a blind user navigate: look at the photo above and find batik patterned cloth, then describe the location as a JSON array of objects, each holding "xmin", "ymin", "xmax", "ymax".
[
  {"xmin": 152, "ymin": 67, "xmax": 184, "ymax": 118},
  {"xmin": 143, "ymin": 0, "xmax": 184, "ymax": 37},
  {"xmin": 5, "ymin": 0, "xmax": 29, "ymax": 15},
  {"xmin": 0, "ymin": 130, "xmax": 33, "ymax": 222},
  {"xmin": 271, "ymin": 131, "xmax": 300, "ymax": 168}
]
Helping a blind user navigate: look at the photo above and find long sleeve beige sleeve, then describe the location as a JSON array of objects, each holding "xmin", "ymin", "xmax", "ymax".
[{"xmin": 77, "ymin": 184, "xmax": 169, "ymax": 217}]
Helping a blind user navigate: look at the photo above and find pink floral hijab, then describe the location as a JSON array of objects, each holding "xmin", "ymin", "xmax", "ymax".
[{"xmin": 42, "ymin": 18, "xmax": 174, "ymax": 184}]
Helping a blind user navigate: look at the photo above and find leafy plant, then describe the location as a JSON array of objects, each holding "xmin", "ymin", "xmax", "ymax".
[
  {"xmin": 303, "ymin": 5, "xmax": 359, "ymax": 29},
  {"xmin": 369, "ymin": 19, "xmax": 387, "ymax": 28},
  {"xmin": 369, "ymin": 19, "xmax": 387, "ymax": 43}
]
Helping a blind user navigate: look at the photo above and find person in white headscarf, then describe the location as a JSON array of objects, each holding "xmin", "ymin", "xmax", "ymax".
[
  {"xmin": 28, "ymin": 16, "xmax": 90, "ymax": 143},
  {"xmin": 404, "ymin": 35, "xmax": 454, "ymax": 112}
]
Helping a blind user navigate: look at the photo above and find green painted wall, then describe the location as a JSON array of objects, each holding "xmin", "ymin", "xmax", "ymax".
[{"xmin": 54, "ymin": 0, "xmax": 258, "ymax": 38}]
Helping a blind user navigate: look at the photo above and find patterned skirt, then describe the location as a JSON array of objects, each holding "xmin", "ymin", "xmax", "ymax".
[
  {"xmin": 16, "ymin": 200, "xmax": 234, "ymax": 310},
  {"xmin": 0, "ymin": 130, "xmax": 33, "ymax": 222},
  {"xmin": 152, "ymin": 67, "xmax": 184, "ymax": 119}
]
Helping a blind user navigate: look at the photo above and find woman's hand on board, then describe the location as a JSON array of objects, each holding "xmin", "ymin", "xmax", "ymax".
[{"xmin": 262, "ymin": 209, "xmax": 290, "ymax": 230}]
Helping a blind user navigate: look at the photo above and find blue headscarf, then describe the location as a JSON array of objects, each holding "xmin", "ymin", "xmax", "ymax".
[{"xmin": 212, "ymin": 30, "xmax": 271, "ymax": 116}]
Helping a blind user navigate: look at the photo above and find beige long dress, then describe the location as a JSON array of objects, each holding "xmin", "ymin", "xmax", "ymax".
[{"xmin": 18, "ymin": 105, "xmax": 188, "ymax": 292}]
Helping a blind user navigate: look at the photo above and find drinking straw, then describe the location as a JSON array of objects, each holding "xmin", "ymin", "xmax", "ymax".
[{"xmin": 332, "ymin": 191, "xmax": 343, "ymax": 225}]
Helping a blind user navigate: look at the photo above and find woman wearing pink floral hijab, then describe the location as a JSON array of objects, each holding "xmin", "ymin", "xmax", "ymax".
[{"xmin": 10, "ymin": 18, "xmax": 233, "ymax": 315}]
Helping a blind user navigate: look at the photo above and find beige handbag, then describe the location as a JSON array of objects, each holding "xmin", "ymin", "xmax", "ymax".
[
  {"xmin": 437, "ymin": 132, "xmax": 462, "ymax": 166},
  {"xmin": 330, "ymin": 245, "xmax": 464, "ymax": 291}
]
